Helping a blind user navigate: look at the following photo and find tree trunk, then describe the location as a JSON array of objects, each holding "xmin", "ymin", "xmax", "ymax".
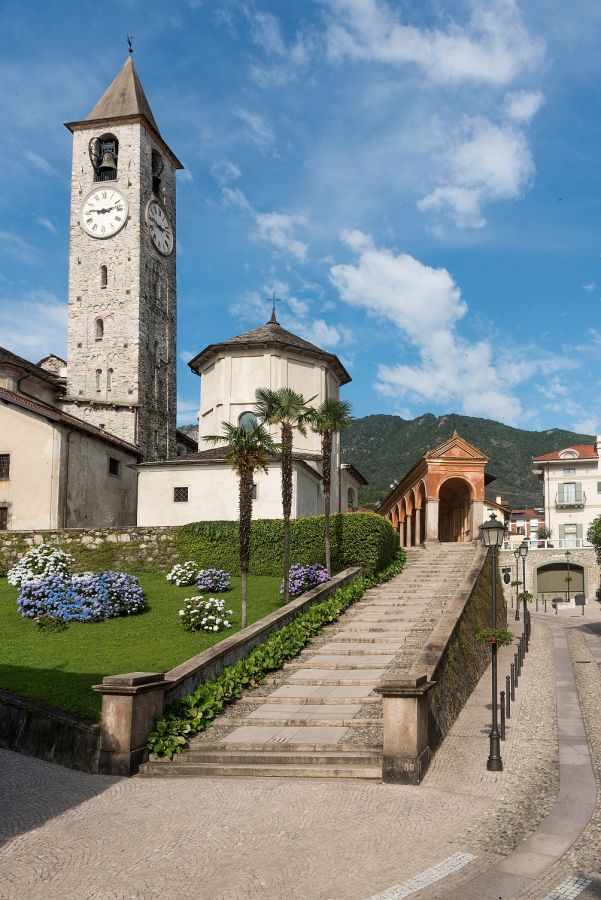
[
  {"xmin": 238, "ymin": 465, "xmax": 254, "ymax": 629},
  {"xmin": 322, "ymin": 430, "xmax": 333, "ymax": 574},
  {"xmin": 281, "ymin": 423, "xmax": 293, "ymax": 604}
]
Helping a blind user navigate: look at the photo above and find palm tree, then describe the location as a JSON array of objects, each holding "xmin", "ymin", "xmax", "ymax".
[
  {"xmin": 254, "ymin": 387, "xmax": 316, "ymax": 603},
  {"xmin": 204, "ymin": 421, "xmax": 277, "ymax": 628},
  {"xmin": 311, "ymin": 399, "xmax": 353, "ymax": 574}
]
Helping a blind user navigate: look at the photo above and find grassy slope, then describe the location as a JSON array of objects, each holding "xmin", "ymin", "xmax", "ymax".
[{"xmin": 0, "ymin": 574, "xmax": 280, "ymax": 722}]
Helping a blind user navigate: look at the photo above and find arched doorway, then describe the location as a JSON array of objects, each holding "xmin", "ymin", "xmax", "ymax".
[
  {"xmin": 438, "ymin": 477, "xmax": 472, "ymax": 543},
  {"xmin": 536, "ymin": 562, "xmax": 585, "ymax": 603}
]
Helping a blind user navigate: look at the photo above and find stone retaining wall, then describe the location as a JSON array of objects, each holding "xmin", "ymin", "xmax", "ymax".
[
  {"xmin": 0, "ymin": 526, "xmax": 180, "ymax": 575},
  {"xmin": 499, "ymin": 547, "xmax": 599, "ymax": 608},
  {"xmin": 0, "ymin": 689, "xmax": 101, "ymax": 773}
]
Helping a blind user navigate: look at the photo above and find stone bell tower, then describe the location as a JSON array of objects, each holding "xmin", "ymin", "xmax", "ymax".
[{"xmin": 62, "ymin": 53, "xmax": 182, "ymax": 460}]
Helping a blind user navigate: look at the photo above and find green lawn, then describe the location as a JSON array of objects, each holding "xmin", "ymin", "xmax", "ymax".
[{"xmin": 0, "ymin": 574, "xmax": 281, "ymax": 722}]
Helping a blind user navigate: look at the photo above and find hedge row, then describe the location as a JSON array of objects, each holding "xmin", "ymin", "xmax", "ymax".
[
  {"xmin": 148, "ymin": 550, "xmax": 406, "ymax": 759},
  {"xmin": 175, "ymin": 513, "xmax": 399, "ymax": 577}
]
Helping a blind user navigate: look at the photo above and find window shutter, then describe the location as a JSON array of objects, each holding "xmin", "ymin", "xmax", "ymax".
[
  {"xmin": 576, "ymin": 524, "xmax": 583, "ymax": 540},
  {"xmin": 597, "ymin": 482, "xmax": 601, "ymax": 493},
  {"xmin": 559, "ymin": 525, "xmax": 565, "ymax": 541}
]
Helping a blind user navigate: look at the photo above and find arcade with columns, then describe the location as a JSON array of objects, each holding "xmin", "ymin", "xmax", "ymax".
[{"xmin": 378, "ymin": 433, "xmax": 495, "ymax": 546}]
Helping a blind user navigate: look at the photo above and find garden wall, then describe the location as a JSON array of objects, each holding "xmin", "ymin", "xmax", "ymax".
[
  {"xmin": 0, "ymin": 689, "xmax": 101, "ymax": 773},
  {"xmin": 0, "ymin": 513, "xmax": 398, "ymax": 578}
]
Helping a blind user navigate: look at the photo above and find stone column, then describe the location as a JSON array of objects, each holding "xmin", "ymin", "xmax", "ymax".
[
  {"xmin": 406, "ymin": 514, "xmax": 413, "ymax": 547},
  {"xmin": 425, "ymin": 499, "xmax": 439, "ymax": 541},
  {"xmin": 470, "ymin": 500, "xmax": 484, "ymax": 543},
  {"xmin": 374, "ymin": 674, "xmax": 436, "ymax": 784},
  {"xmin": 414, "ymin": 507, "xmax": 422, "ymax": 545},
  {"xmin": 92, "ymin": 672, "xmax": 166, "ymax": 776}
]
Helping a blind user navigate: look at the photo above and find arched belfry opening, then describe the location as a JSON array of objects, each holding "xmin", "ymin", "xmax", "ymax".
[{"xmin": 438, "ymin": 477, "xmax": 473, "ymax": 543}]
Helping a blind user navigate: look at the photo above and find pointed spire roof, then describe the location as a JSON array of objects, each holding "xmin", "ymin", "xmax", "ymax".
[
  {"xmin": 65, "ymin": 56, "xmax": 183, "ymax": 169},
  {"xmin": 86, "ymin": 56, "xmax": 161, "ymax": 135}
]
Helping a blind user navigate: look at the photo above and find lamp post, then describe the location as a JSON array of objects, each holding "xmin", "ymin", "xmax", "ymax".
[
  {"xmin": 519, "ymin": 539, "xmax": 529, "ymax": 638},
  {"xmin": 514, "ymin": 548, "xmax": 520, "ymax": 619},
  {"xmin": 565, "ymin": 550, "xmax": 572, "ymax": 603},
  {"xmin": 480, "ymin": 512, "xmax": 506, "ymax": 772}
]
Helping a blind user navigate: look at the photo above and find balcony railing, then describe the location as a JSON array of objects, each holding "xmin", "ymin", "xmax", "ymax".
[
  {"xmin": 555, "ymin": 489, "xmax": 585, "ymax": 507},
  {"xmin": 502, "ymin": 538, "xmax": 592, "ymax": 551}
]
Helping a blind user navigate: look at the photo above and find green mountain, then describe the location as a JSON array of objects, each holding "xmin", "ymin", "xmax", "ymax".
[{"xmin": 340, "ymin": 413, "xmax": 594, "ymax": 509}]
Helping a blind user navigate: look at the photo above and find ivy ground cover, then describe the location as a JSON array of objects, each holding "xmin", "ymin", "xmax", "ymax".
[{"xmin": 0, "ymin": 573, "xmax": 280, "ymax": 722}]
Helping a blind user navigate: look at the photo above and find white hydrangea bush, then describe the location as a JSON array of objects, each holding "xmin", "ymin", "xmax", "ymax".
[
  {"xmin": 166, "ymin": 561, "xmax": 199, "ymax": 587},
  {"xmin": 8, "ymin": 546, "xmax": 74, "ymax": 588},
  {"xmin": 179, "ymin": 596, "xmax": 233, "ymax": 633}
]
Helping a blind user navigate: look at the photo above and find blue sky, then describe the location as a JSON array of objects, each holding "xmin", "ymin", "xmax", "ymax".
[{"xmin": 1, "ymin": 0, "xmax": 601, "ymax": 433}]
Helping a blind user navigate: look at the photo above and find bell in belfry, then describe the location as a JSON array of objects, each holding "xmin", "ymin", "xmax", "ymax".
[{"xmin": 99, "ymin": 148, "xmax": 117, "ymax": 178}]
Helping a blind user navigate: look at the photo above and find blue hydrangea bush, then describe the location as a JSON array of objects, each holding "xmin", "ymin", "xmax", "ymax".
[
  {"xmin": 17, "ymin": 572, "xmax": 145, "ymax": 623},
  {"xmin": 281, "ymin": 563, "xmax": 331, "ymax": 598},
  {"xmin": 8, "ymin": 546, "xmax": 74, "ymax": 587},
  {"xmin": 179, "ymin": 596, "xmax": 233, "ymax": 633},
  {"xmin": 166, "ymin": 561, "xmax": 199, "ymax": 587},
  {"xmin": 196, "ymin": 569, "xmax": 231, "ymax": 593}
]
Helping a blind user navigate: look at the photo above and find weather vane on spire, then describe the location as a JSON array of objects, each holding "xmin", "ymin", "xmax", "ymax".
[
  {"xmin": 269, "ymin": 291, "xmax": 281, "ymax": 323},
  {"xmin": 127, "ymin": 34, "xmax": 134, "ymax": 55}
]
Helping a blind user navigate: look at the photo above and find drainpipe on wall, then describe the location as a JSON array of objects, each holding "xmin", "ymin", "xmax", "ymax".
[{"xmin": 62, "ymin": 428, "xmax": 77, "ymax": 528}]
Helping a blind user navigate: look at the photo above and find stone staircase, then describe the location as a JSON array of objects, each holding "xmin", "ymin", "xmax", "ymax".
[{"xmin": 139, "ymin": 543, "xmax": 478, "ymax": 780}]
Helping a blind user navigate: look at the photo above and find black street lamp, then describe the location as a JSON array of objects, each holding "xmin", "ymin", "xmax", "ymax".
[
  {"xmin": 565, "ymin": 550, "xmax": 572, "ymax": 603},
  {"xmin": 519, "ymin": 539, "xmax": 529, "ymax": 636},
  {"xmin": 513, "ymin": 548, "xmax": 520, "ymax": 619},
  {"xmin": 480, "ymin": 512, "xmax": 506, "ymax": 772}
]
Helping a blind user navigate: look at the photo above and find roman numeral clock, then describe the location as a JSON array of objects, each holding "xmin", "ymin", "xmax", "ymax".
[{"xmin": 80, "ymin": 187, "xmax": 129, "ymax": 238}]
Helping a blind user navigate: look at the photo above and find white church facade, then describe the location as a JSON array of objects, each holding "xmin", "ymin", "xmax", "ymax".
[{"xmin": 1, "ymin": 55, "xmax": 365, "ymax": 531}]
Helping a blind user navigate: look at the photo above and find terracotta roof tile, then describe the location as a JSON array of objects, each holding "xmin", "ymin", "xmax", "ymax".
[
  {"xmin": 0, "ymin": 345, "xmax": 64, "ymax": 389},
  {"xmin": 533, "ymin": 444, "xmax": 597, "ymax": 461}
]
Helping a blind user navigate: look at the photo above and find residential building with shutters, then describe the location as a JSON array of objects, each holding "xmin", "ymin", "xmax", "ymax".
[{"xmin": 532, "ymin": 438, "xmax": 601, "ymax": 547}]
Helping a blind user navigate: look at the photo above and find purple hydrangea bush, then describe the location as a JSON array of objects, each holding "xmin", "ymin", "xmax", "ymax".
[
  {"xmin": 196, "ymin": 569, "xmax": 231, "ymax": 593},
  {"xmin": 17, "ymin": 572, "xmax": 145, "ymax": 623},
  {"xmin": 179, "ymin": 596, "xmax": 233, "ymax": 633},
  {"xmin": 281, "ymin": 563, "xmax": 331, "ymax": 598}
]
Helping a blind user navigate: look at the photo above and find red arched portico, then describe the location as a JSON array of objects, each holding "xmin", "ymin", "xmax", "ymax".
[{"xmin": 377, "ymin": 432, "xmax": 490, "ymax": 544}]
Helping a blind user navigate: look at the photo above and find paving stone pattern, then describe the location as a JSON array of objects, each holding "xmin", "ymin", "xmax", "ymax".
[{"xmin": 140, "ymin": 543, "xmax": 478, "ymax": 778}]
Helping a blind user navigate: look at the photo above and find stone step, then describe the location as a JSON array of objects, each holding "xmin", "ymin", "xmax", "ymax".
[
  {"xmin": 268, "ymin": 684, "xmax": 376, "ymax": 700},
  {"xmin": 285, "ymin": 657, "xmax": 394, "ymax": 669},
  {"xmin": 317, "ymin": 642, "xmax": 405, "ymax": 653},
  {"xmin": 330, "ymin": 632, "xmax": 414, "ymax": 642},
  {"xmin": 150, "ymin": 747, "xmax": 382, "ymax": 765},
  {"xmin": 241, "ymin": 717, "xmax": 383, "ymax": 727},
  {"xmin": 139, "ymin": 761, "xmax": 382, "ymax": 779},
  {"xmin": 285, "ymin": 673, "xmax": 384, "ymax": 685},
  {"xmin": 238, "ymin": 695, "xmax": 377, "ymax": 705},
  {"xmin": 246, "ymin": 703, "xmax": 362, "ymax": 719}
]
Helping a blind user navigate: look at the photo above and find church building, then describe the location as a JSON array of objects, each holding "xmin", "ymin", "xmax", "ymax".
[{"xmin": 1, "ymin": 54, "xmax": 365, "ymax": 531}]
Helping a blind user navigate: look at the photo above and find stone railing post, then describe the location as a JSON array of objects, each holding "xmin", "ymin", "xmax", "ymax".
[
  {"xmin": 374, "ymin": 674, "xmax": 436, "ymax": 784},
  {"xmin": 92, "ymin": 672, "xmax": 166, "ymax": 776}
]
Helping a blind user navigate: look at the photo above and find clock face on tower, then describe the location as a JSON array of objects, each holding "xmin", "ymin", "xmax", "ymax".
[
  {"xmin": 146, "ymin": 199, "xmax": 174, "ymax": 256},
  {"xmin": 80, "ymin": 186, "xmax": 129, "ymax": 238}
]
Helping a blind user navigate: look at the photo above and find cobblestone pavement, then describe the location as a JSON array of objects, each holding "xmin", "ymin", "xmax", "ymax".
[{"xmin": 2, "ymin": 605, "xmax": 600, "ymax": 899}]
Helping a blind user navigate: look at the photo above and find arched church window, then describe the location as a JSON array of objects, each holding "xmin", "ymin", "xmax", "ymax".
[
  {"xmin": 95, "ymin": 369, "xmax": 102, "ymax": 392},
  {"xmin": 95, "ymin": 318, "xmax": 104, "ymax": 341},
  {"xmin": 90, "ymin": 134, "xmax": 119, "ymax": 182},
  {"xmin": 238, "ymin": 411, "xmax": 257, "ymax": 432},
  {"xmin": 107, "ymin": 368, "xmax": 113, "ymax": 391},
  {"xmin": 151, "ymin": 150, "xmax": 163, "ymax": 196},
  {"xmin": 100, "ymin": 265, "xmax": 107, "ymax": 288}
]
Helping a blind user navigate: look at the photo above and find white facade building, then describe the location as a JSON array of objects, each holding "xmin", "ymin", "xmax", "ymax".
[
  {"xmin": 532, "ymin": 439, "xmax": 601, "ymax": 547},
  {"xmin": 136, "ymin": 312, "xmax": 367, "ymax": 526}
]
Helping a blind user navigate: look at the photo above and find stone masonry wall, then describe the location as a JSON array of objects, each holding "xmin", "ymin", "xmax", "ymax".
[
  {"xmin": 0, "ymin": 526, "xmax": 180, "ymax": 575},
  {"xmin": 499, "ymin": 547, "xmax": 600, "ymax": 606}
]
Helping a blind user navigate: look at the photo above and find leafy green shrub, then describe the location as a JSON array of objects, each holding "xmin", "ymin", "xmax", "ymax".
[
  {"xmin": 587, "ymin": 515, "xmax": 601, "ymax": 564},
  {"xmin": 147, "ymin": 549, "xmax": 405, "ymax": 759},
  {"xmin": 475, "ymin": 627, "xmax": 514, "ymax": 647},
  {"xmin": 175, "ymin": 512, "xmax": 399, "ymax": 577}
]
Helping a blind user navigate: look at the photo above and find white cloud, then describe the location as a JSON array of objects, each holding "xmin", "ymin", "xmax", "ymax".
[
  {"xmin": 177, "ymin": 395, "xmax": 198, "ymax": 421},
  {"xmin": 330, "ymin": 232, "xmax": 534, "ymax": 422},
  {"xmin": 179, "ymin": 350, "xmax": 194, "ymax": 363},
  {"xmin": 503, "ymin": 89, "xmax": 545, "ymax": 123},
  {"xmin": 255, "ymin": 212, "xmax": 308, "ymax": 260},
  {"xmin": 324, "ymin": 0, "xmax": 545, "ymax": 86},
  {"xmin": 25, "ymin": 149, "xmax": 57, "ymax": 176},
  {"xmin": 418, "ymin": 118, "xmax": 535, "ymax": 228},
  {"xmin": 235, "ymin": 107, "xmax": 275, "ymax": 147},
  {"xmin": 0, "ymin": 230, "xmax": 40, "ymax": 264},
  {"xmin": 222, "ymin": 187, "xmax": 251, "ymax": 210},
  {"xmin": 211, "ymin": 159, "xmax": 242, "ymax": 184},
  {"xmin": 0, "ymin": 289, "xmax": 67, "ymax": 358},
  {"xmin": 582, "ymin": 281, "xmax": 596, "ymax": 293},
  {"xmin": 246, "ymin": 10, "xmax": 315, "ymax": 87},
  {"xmin": 36, "ymin": 216, "xmax": 56, "ymax": 233},
  {"xmin": 179, "ymin": 167, "xmax": 193, "ymax": 183}
]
